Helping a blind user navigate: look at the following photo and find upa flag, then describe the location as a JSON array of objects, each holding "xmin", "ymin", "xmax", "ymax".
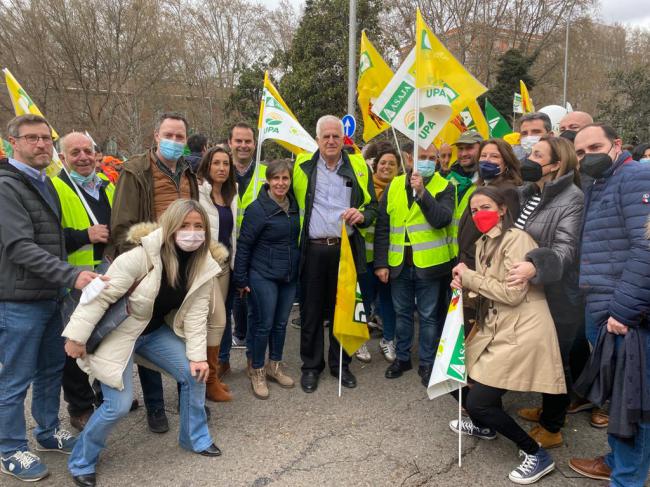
[
  {"xmin": 257, "ymin": 71, "xmax": 317, "ymax": 155},
  {"xmin": 435, "ymin": 100, "xmax": 489, "ymax": 146},
  {"xmin": 485, "ymin": 99, "xmax": 512, "ymax": 138},
  {"xmin": 3, "ymin": 68, "xmax": 62, "ymax": 177},
  {"xmin": 427, "ymin": 289, "xmax": 466, "ymax": 399},
  {"xmin": 357, "ymin": 31, "xmax": 393, "ymax": 142},
  {"xmin": 513, "ymin": 93, "xmax": 523, "ymax": 114},
  {"xmin": 332, "ymin": 225, "xmax": 369, "ymax": 356},
  {"xmin": 520, "ymin": 80, "xmax": 534, "ymax": 113}
]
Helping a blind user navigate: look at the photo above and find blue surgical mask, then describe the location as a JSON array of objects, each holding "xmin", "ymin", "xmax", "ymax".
[
  {"xmin": 478, "ymin": 161, "xmax": 501, "ymax": 180},
  {"xmin": 159, "ymin": 138, "xmax": 185, "ymax": 162},
  {"xmin": 416, "ymin": 160, "xmax": 436, "ymax": 178},
  {"xmin": 70, "ymin": 170, "xmax": 97, "ymax": 186},
  {"xmin": 640, "ymin": 158, "xmax": 650, "ymax": 164}
]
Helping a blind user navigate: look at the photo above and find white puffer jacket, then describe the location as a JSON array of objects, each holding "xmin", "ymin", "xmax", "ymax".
[
  {"xmin": 62, "ymin": 223, "xmax": 229, "ymax": 390},
  {"xmin": 198, "ymin": 180, "xmax": 238, "ymax": 269}
]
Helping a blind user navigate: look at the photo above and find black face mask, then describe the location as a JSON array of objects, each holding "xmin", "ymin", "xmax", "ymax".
[
  {"xmin": 560, "ymin": 130, "xmax": 577, "ymax": 143},
  {"xmin": 521, "ymin": 158, "xmax": 544, "ymax": 182},
  {"xmin": 580, "ymin": 152, "xmax": 613, "ymax": 179}
]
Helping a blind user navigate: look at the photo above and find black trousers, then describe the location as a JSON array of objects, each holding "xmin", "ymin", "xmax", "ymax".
[
  {"xmin": 300, "ymin": 242, "xmax": 351, "ymax": 373},
  {"xmin": 62, "ymin": 355, "xmax": 100, "ymax": 416},
  {"xmin": 456, "ymin": 382, "xmax": 539, "ymax": 455}
]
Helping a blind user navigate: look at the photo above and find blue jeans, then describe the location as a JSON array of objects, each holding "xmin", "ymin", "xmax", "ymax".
[
  {"xmin": 0, "ymin": 300, "xmax": 65, "ymax": 455},
  {"xmin": 359, "ymin": 262, "xmax": 396, "ymax": 341},
  {"xmin": 248, "ymin": 270, "xmax": 296, "ymax": 369},
  {"xmin": 391, "ymin": 267, "xmax": 444, "ymax": 366},
  {"xmin": 68, "ymin": 325, "xmax": 213, "ymax": 475}
]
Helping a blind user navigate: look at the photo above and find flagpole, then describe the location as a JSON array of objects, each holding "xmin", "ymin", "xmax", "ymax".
[
  {"xmin": 253, "ymin": 128, "xmax": 264, "ymax": 199},
  {"xmin": 390, "ymin": 126, "xmax": 406, "ymax": 174},
  {"xmin": 412, "ymin": 87, "xmax": 419, "ymax": 198},
  {"xmin": 458, "ymin": 382, "xmax": 462, "ymax": 467},
  {"xmin": 338, "ymin": 346, "xmax": 343, "ymax": 398}
]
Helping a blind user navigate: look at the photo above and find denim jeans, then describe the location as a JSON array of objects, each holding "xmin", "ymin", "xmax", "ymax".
[
  {"xmin": 0, "ymin": 300, "xmax": 65, "ymax": 455},
  {"xmin": 359, "ymin": 262, "xmax": 396, "ymax": 342},
  {"xmin": 218, "ymin": 276, "xmax": 236, "ymax": 363},
  {"xmin": 391, "ymin": 266, "xmax": 444, "ymax": 366},
  {"xmin": 68, "ymin": 325, "xmax": 213, "ymax": 475},
  {"xmin": 248, "ymin": 270, "xmax": 297, "ymax": 369}
]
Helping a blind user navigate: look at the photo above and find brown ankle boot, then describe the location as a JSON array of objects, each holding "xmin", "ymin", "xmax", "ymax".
[
  {"xmin": 266, "ymin": 360, "xmax": 295, "ymax": 388},
  {"xmin": 529, "ymin": 425, "xmax": 563, "ymax": 449},
  {"xmin": 206, "ymin": 346, "xmax": 233, "ymax": 402},
  {"xmin": 250, "ymin": 367, "xmax": 269, "ymax": 399}
]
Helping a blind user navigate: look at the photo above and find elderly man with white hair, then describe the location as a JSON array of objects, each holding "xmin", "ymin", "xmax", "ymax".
[{"xmin": 292, "ymin": 115, "xmax": 378, "ymax": 393}]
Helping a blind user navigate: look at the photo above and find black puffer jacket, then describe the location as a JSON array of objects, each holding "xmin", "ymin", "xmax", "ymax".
[
  {"xmin": 0, "ymin": 161, "xmax": 80, "ymax": 300},
  {"xmin": 518, "ymin": 171, "xmax": 584, "ymax": 325}
]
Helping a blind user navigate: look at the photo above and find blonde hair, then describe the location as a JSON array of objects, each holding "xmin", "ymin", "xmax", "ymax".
[
  {"xmin": 540, "ymin": 136, "xmax": 581, "ymax": 187},
  {"xmin": 158, "ymin": 199, "xmax": 211, "ymax": 288}
]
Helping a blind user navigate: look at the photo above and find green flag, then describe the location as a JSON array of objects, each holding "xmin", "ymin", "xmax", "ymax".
[{"xmin": 485, "ymin": 99, "xmax": 512, "ymax": 138}]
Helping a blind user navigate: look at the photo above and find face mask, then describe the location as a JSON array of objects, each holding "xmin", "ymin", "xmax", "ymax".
[
  {"xmin": 639, "ymin": 158, "xmax": 650, "ymax": 164},
  {"xmin": 580, "ymin": 151, "xmax": 613, "ymax": 180},
  {"xmin": 416, "ymin": 160, "xmax": 436, "ymax": 178},
  {"xmin": 70, "ymin": 170, "xmax": 97, "ymax": 186},
  {"xmin": 472, "ymin": 210, "xmax": 500, "ymax": 234},
  {"xmin": 520, "ymin": 158, "xmax": 550, "ymax": 182},
  {"xmin": 520, "ymin": 135, "xmax": 541, "ymax": 153},
  {"xmin": 159, "ymin": 138, "xmax": 185, "ymax": 162},
  {"xmin": 478, "ymin": 161, "xmax": 501, "ymax": 181},
  {"xmin": 560, "ymin": 130, "xmax": 577, "ymax": 143},
  {"xmin": 175, "ymin": 230, "xmax": 205, "ymax": 252}
]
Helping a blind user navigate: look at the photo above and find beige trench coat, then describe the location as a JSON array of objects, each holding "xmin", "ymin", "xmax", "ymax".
[{"xmin": 461, "ymin": 225, "xmax": 566, "ymax": 395}]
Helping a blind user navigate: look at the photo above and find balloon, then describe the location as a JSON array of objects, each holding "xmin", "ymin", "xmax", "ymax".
[{"xmin": 539, "ymin": 105, "xmax": 569, "ymax": 133}]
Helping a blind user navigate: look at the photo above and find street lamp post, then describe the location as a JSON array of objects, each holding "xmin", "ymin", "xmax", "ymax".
[{"xmin": 347, "ymin": 0, "xmax": 357, "ymax": 116}]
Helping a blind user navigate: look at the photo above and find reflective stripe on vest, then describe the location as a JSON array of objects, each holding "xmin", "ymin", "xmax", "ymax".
[
  {"xmin": 386, "ymin": 173, "xmax": 453, "ymax": 268},
  {"xmin": 236, "ymin": 163, "xmax": 267, "ymax": 232},
  {"xmin": 52, "ymin": 174, "xmax": 115, "ymax": 269},
  {"xmin": 293, "ymin": 152, "xmax": 371, "ymax": 243},
  {"xmin": 448, "ymin": 182, "xmax": 475, "ymax": 258}
]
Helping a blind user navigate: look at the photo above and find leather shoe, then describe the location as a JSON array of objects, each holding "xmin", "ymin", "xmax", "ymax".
[
  {"xmin": 73, "ymin": 473, "xmax": 96, "ymax": 487},
  {"xmin": 568, "ymin": 456, "xmax": 611, "ymax": 481},
  {"xmin": 70, "ymin": 410, "xmax": 93, "ymax": 431},
  {"xmin": 418, "ymin": 365, "xmax": 433, "ymax": 386},
  {"xmin": 199, "ymin": 443, "xmax": 222, "ymax": 457},
  {"xmin": 147, "ymin": 408, "xmax": 169, "ymax": 434},
  {"xmin": 330, "ymin": 367, "xmax": 357, "ymax": 388},
  {"xmin": 590, "ymin": 408, "xmax": 609, "ymax": 428},
  {"xmin": 385, "ymin": 359, "xmax": 412, "ymax": 379},
  {"xmin": 300, "ymin": 371, "xmax": 320, "ymax": 393}
]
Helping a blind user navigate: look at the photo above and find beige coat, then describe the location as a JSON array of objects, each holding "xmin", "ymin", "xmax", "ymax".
[
  {"xmin": 62, "ymin": 223, "xmax": 229, "ymax": 390},
  {"xmin": 461, "ymin": 225, "xmax": 566, "ymax": 395}
]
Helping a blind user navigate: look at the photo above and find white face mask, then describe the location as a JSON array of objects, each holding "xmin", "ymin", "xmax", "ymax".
[
  {"xmin": 175, "ymin": 230, "xmax": 205, "ymax": 252},
  {"xmin": 520, "ymin": 135, "xmax": 541, "ymax": 153}
]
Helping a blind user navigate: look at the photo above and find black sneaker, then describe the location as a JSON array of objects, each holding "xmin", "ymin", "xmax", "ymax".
[
  {"xmin": 147, "ymin": 408, "xmax": 169, "ymax": 434},
  {"xmin": 385, "ymin": 359, "xmax": 412, "ymax": 379},
  {"xmin": 418, "ymin": 365, "xmax": 433, "ymax": 387}
]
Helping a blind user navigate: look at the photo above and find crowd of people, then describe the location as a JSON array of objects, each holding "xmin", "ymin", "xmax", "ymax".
[{"xmin": 0, "ymin": 109, "xmax": 648, "ymax": 487}]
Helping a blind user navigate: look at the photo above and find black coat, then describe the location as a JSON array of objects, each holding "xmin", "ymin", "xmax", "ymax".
[
  {"xmin": 234, "ymin": 185, "xmax": 300, "ymax": 287},
  {"xmin": 517, "ymin": 171, "xmax": 584, "ymax": 327}
]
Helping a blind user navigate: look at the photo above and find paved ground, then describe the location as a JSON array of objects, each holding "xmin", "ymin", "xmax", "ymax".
[{"xmin": 15, "ymin": 308, "xmax": 623, "ymax": 487}]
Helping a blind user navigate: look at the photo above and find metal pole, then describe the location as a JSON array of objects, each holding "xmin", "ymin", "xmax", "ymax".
[
  {"xmin": 347, "ymin": 0, "xmax": 357, "ymax": 116},
  {"xmin": 562, "ymin": 17, "xmax": 570, "ymax": 108}
]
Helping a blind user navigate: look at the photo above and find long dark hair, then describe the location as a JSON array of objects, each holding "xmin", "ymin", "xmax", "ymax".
[
  {"xmin": 197, "ymin": 146, "xmax": 237, "ymax": 206},
  {"xmin": 469, "ymin": 186, "xmax": 515, "ymax": 267},
  {"xmin": 477, "ymin": 138, "xmax": 522, "ymax": 186}
]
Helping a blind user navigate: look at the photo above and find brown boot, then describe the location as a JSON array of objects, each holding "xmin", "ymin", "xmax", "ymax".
[
  {"xmin": 206, "ymin": 346, "xmax": 233, "ymax": 402},
  {"xmin": 216, "ymin": 361, "xmax": 230, "ymax": 380},
  {"xmin": 529, "ymin": 425, "xmax": 563, "ymax": 449},
  {"xmin": 590, "ymin": 408, "xmax": 609, "ymax": 428},
  {"xmin": 250, "ymin": 368, "xmax": 269, "ymax": 400},
  {"xmin": 568, "ymin": 456, "xmax": 611, "ymax": 481},
  {"xmin": 266, "ymin": 360, "xmax": 295, "ymax": 388},
  {"xmin": 517, "ymin": 407, "xmax": 542, "ymax": 422}
]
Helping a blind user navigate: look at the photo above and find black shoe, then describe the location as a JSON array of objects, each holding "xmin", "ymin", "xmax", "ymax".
[
  {"xmin": 330, "ymin": 367, "xmax": 357, "ymax": 388},
  {"xmin": 205, "ymin": 405, "xmax": 211, "ymax": 420},
  {"xmin": 385, "ymin": 359, "xmax": 413, "ymax": 379},
  {"xmin": 418, "ymin": 365, "xmax": 433, "ymax": 387},
  {"xmin": 73, "ymin": 474, "xmax": 96, "ymax": 487},
  {"xmin": 300, "ymin": 371, "xmax": 320, "ymax": 393},
  {"xmin": 199, "ymin": 443, "xmax": 222, "ymax": 457},
  {"xmin": 147, "ymin": 408, "xmax": 169, "ymax": 434},
  {"xmin": 130, "ymin": 399, "xmax": 139, "ymax": 411}
]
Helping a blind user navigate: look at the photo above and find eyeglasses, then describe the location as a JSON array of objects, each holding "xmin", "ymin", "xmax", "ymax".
[{"xmin": 14, "ymin": 134, "xmax": 54, "ymax": 144}]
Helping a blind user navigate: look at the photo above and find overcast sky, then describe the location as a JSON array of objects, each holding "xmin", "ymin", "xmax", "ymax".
[{"xmin": 257, "ymin": 0, "xmax": 650, "ymax": 29}]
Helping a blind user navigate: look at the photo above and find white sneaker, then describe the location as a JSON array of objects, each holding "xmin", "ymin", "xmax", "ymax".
[
  {"xmin": 379, "ymin": 338, "xmax": 396, "ymax": 362},
  {"xmin": 355, "ymin": 343, "xmax": 371, "ymax": 363}
]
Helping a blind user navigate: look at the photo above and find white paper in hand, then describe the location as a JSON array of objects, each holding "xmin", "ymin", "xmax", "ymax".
[{"xmin": 80, "ymin": 276, "xmax": 107, "ymax": 305}]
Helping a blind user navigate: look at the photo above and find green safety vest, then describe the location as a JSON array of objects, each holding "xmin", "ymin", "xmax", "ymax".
[
  {"xmin": 52, "ymin": 173, "xmax": 115, "ymax": 269},
  {"xmin": 386, "ymin": 173, "xmax": 454, "ymax": 268},
  {"xmin": 236, "ymin": 163, "xmax": 267, "ymax": 232},
  {"xmin": 293, "ymin": 152, "xmax": 372, "ymax": 242},
  {"xmin": 448, "ymin": 182, "xmax": 476, "ymax": 258}
]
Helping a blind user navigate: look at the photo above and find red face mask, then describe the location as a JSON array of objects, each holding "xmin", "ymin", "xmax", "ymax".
[{"xmin": 472, "ymin": 210, "xmax": 500, "ymax": 233}]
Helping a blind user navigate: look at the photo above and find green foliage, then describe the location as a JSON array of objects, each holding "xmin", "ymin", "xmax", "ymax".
[
  {"xmin": 486, "ymin": 49, "xmax": 536, "ymax": 123},
  {"xmin": 597, "ymin": 65, "xmax": 650, "ymax": 144},
  {"xmin": 279, "ymin": 0, "xmax": 384, "ymax": 135}
]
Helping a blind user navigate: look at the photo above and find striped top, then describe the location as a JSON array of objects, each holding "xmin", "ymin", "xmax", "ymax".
[{"xmin": 515, "ymin": 195, "xmax": 542, "ymax": 229}]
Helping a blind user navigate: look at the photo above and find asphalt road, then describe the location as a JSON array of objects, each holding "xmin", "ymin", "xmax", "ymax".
[{"xmin": 14, "ymin": 309, "xmax": 623, "ymax": 487}]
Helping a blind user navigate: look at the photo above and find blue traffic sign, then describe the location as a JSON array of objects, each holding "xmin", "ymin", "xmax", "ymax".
[{"xmin": 342, "ymin": 114, "xmax": 356, "ymax": 138}]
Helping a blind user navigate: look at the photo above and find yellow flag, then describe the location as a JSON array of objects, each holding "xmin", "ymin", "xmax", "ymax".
[
  {"xmin": 414, "ymin": 8, "xmax": 487, "ymax": 114},
  {"xmin": 357, "ymin": 31, "xmax": 393, "ymax": 142},
  {"xmin": 332, "ymin": 225, "xmax": 369, "ymax": 356},
  {"xmin": 3, "ymin": 68, "xmax": 62, "ymax": 177},
  {"xmin": 520, "ymin": 80, "xmax": 535, "ymax": 113}
]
